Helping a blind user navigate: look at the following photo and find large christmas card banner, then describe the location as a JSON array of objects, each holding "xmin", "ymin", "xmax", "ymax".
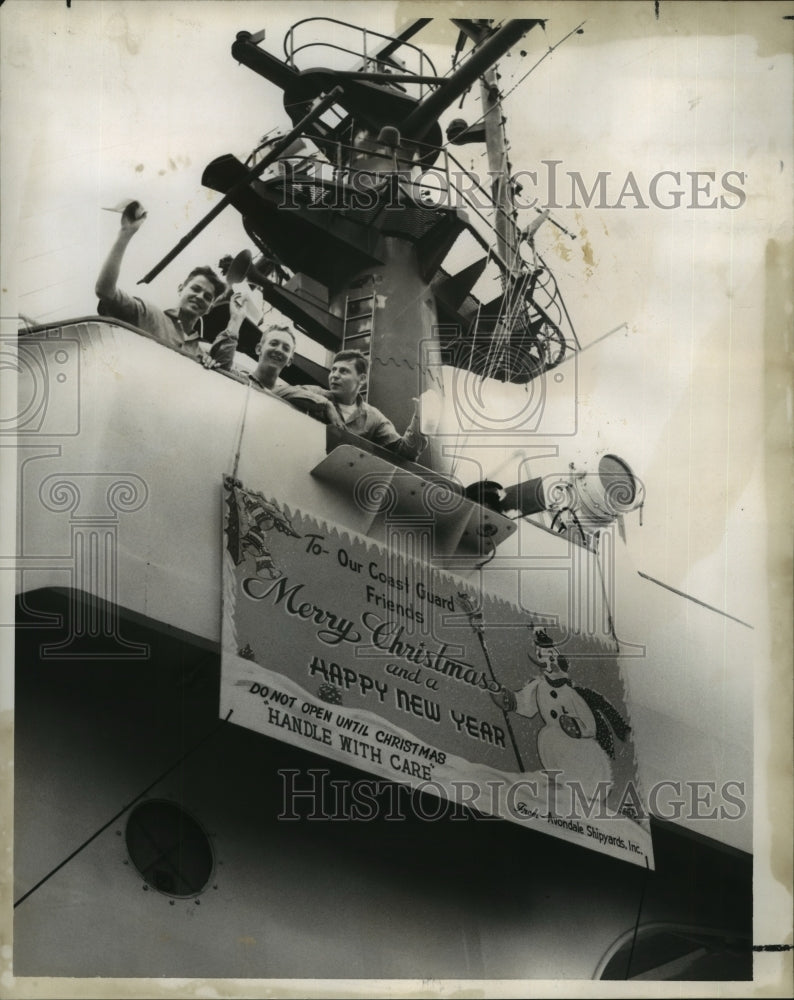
[{"xmin": 220, "ymin": 477, "xmax": 653, "ymax": 867}]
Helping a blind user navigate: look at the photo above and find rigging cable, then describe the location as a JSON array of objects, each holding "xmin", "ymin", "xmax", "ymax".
[{"xmin": 441, "ymin": 20, "xmax": 586, "ymax": 144}]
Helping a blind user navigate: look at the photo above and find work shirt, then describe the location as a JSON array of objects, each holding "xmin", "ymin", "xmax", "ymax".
[
  {"xmin": 97, "ymin": 287, "xmax": 203, "ymax": 359},
  {"xmin": 277, "ymin": 385, "xmax": 427, "ymax": 461}
]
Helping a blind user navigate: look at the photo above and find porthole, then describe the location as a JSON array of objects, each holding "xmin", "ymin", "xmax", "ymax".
[{"xmin": 125, "ymin": 799, "xmax": 214, "ymax": 897}]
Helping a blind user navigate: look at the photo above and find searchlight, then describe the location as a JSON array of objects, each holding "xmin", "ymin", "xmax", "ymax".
[{"xmin": 469, "ymin": 453, "xmax": 645, "ymax": 552}]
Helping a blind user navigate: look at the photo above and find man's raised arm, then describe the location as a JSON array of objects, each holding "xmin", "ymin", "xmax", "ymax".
[{"xmin": 95, "ymin": 202, "xmax": 147, "ymax": 300}]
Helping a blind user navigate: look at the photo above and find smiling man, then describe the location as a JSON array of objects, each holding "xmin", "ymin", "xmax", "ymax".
[
  {"xmin": 278, "ymin": 349, "xmax": 428, "ymax": 460},
  {"xmin": 95, "ymin": 201, "xmax": 224, "ymax": 359},
  {"xmin": 249, "ymin": 324, "xmax": 296, "ymax": 392},
  {"xmin": 205, "ymin": 288, "xmax": 297, "ymax": 393}
]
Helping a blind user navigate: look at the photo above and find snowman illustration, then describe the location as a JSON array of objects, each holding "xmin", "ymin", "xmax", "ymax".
[{"xmin": 491, "ymin": 630, "xmax": 630, "ymax": 803}]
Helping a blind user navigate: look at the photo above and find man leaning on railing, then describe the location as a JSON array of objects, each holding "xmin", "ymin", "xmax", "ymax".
[{"xmin": 278, "ymin": 349, "xmax": 428, "ymax": 461}]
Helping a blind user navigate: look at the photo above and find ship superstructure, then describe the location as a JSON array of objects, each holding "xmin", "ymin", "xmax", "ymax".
[
  {"xmin": 193, "ymin": 20, "xmax": 577, "ymax": 450},
  {"xmin": 8, "ymin": 10, "xmax": 759, "ymax": 987}
]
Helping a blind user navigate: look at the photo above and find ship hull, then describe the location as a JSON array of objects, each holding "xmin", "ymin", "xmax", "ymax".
[{"xmin": 11, "ymin": 321, "xmax": 752, "ymax": 979}]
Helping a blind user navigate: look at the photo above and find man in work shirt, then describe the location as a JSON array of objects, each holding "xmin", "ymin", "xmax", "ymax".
[
  {"xmin": 95, "ymin": 201, "xmax": 224, "ymax": 359},
  {"xmin": 279, "ymin": 349, "xmax": 427, "ymax": 461}
]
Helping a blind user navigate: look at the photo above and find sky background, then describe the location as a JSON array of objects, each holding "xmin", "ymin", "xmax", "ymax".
[{"xmin": 1, "ymin": 0, "xmax": 791, "ymax": 881}]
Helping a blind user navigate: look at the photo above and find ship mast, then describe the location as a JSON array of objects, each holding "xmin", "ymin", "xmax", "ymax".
[
  {"xmin": 197, "ymin": 18, "xmax": 542, "ymax": 476},
  {"xmin": 478, "ymin": 39, "xmax": 524, "ymax": 384},
  {"xmin": 447, "ymin": 19, "xmax": 578, "ymax": 386},
  {"xmin": 451, "ymin": 19, "xmax": 522, "ymax": 272}
]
